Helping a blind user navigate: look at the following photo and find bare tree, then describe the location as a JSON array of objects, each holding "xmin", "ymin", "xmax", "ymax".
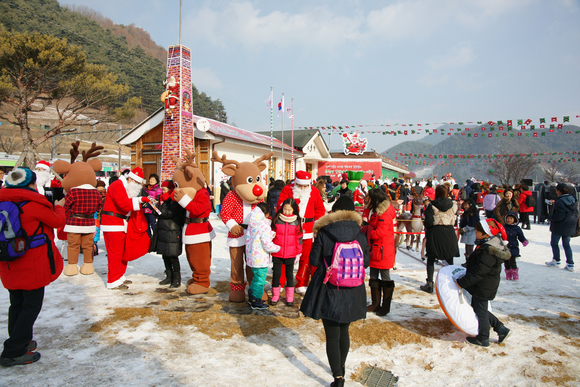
[
  {"xmin": 484, "ymin": 154, "xmax": 537, "ymax": 187},
  {"xmin": 541, "ymin": 161, "xmax": 565, "ymax": 183},
  {"xmin": 561, "ymin": 165, "xmax": 580, "ymax": 184},
  {"xmin": 0, "ymin": 131, "xmax": 20, "ymax": 155}
]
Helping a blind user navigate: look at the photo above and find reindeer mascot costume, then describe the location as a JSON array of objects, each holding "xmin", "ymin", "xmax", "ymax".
[
  {"xmin": 171, "ymin": 150, "xmax": 216, "ymax": 294},
  {"xmin": 52, "ymin": 142, "xmax": 104, "ymax": 276},
  {"xmin": 212, "ymin": 151, "xmax": 273, "ymax": 302}
]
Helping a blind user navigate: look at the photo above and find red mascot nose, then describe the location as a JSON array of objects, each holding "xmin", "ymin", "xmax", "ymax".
[{"xmin": 252, "ymin": 184, "xmax": 263, "ymax": 197}]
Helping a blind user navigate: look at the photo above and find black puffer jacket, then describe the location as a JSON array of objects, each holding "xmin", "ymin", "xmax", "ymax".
[
  {"xmin": 300, "ymin": 210, "xmax": 370, "ymax": 323},
  {"xmin": 548, "ymin": 193, "xmax": 579, "ymax": 236},
  {"xmin": 151, "ymin": 198, "xmax": 186, "ymax": 257},
  {"xmin": 457, "ymin": 235, "xmax": 511, "ymax": 300}
]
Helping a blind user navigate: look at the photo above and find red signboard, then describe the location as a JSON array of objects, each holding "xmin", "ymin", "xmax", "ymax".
[{"xmin": 318, "ymin": 160, "xmax": 382, "ymax": 182}]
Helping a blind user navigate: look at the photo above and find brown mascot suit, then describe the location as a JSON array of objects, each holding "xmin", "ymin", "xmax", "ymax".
[
  {"xmin": 171, "ymin": 150, "xmax": 216, "ymax": 294},
  {"xmin": 52, "ymin": 142, "xmax": 104, "ymax": 276},
  {"xmin": 212, "ymin": 151, "xmax": 273, "ymax": 302}
]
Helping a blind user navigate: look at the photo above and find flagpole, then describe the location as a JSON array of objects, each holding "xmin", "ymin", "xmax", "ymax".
[
  {"xmin": 291, "ymin": 98, "xmax": 294, "ymax": 179},
  {"xmin": 269, "ymin": 86, "xmax": 273, "ymax": 178},
  {"xmin": 281, "ymin": 92, "xmax": 284, "ymax": 181}
]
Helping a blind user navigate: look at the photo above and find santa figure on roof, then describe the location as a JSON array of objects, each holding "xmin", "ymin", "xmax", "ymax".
[
  {"xmin": 277, "ymin": 170, "xmax": 325, "ymax": 294},
  {"xmin": 101, "ymin": 167, "xmax": 151, "ymax": 289}
]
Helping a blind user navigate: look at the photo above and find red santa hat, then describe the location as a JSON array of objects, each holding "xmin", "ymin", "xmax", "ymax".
[
  {"xmin": 479, "ymin": 219, "xmax": 507, "ymax": 241},
  {"xmin": 128, "ymin": 167, "xmax": 145, "ymax": 184},
  {"xmin": 35, "ymin": 160, "xmax": 51, "ymax": 171},
  {"xmin": 294, "ymin": 170, "xmax": 312, "ymax": 185}
]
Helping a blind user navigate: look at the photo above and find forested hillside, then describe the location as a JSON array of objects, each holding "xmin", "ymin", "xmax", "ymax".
[{"xmin": 0, "ymin": 0, "xmax": 227, "ymax": 122}]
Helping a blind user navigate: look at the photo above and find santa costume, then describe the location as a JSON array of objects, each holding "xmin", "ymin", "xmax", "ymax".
[
  {"xmin": 220, "ymin": 190, "xmax": 261, "ymax": 301},
  {"xmin": 35, "ymin": 160, "xmax": 60, "ymax": 195},
  {"xmin": 101, "ymin": 167, "xmax": 149, "ymax": 289},
  {"xmin": 164, "ymin": 76, "xmax": 180, "ymax": 115},
  {"xmin": 277, "ymin": 170, "xmax": 325, "ymax": 293}
]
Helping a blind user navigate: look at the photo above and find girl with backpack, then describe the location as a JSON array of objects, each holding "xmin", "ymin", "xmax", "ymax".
[
  {"xmin": 365, "ymin": 188, "xmax": 397, "ymax": 316},
  {"xmin": 270, "ymin": 198, "xmax": 303, "ymax": 306},
  {"xmin": 300, "ymin": 196, "xmax": 370, "ymax": 387}
]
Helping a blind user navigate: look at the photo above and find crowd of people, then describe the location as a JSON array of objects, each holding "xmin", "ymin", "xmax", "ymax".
[{"xmin": 0, "ymin": 163, "xmax": 578, "ymax": 385}]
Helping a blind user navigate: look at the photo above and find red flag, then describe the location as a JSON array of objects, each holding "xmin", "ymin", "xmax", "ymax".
[
  {"xmin": 551, "ymin": 117, "xmax": 557, "ymax": 122},
  {"xmin": 525, "ymin": 119, "xmax": 532, "ymax": 125}
]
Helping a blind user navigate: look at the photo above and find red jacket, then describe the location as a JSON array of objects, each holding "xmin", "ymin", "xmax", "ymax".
[
  {"xmin": 220, "ymin": 190, "xmax": 260, "ymax": 247},
  {"xmin": 101, "ymin": 177, "xmax": 141, "ymax": 232},
  {"xmin": 0, "ymin": 187, "xmax": 66, "ymax": 290},
  {"xmin": 272, "ymin": 215, "xmax": 303, "ymax": 259},
  {"xmin": 176, "ymin": 187, "xmax": 216, "ymax": 245},
  {"xmin": 368, "ymin": 199, "xmax": 397, "ymax": 270},
  {"xmin": 518, "ymin": 190, "xmax": 534, "ymax": 213},
  {"xmin": 277, "ymin": 184, "xmax": 325, "ymax": 240},
  {"xmin": 424, "ymin": 186, "xmax": 435, "ymax": 201}
]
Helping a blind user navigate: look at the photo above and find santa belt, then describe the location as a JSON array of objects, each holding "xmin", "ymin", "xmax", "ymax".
[
  {"xmin": 70, "ymin": 213, "xmax": 94, "ymax": 219},
  {"xmin": 185, "ymin": 217, "xmax": 209, "ymax": 224},
  {"xmin": 302, "ymin": 217, "xmax": 315, "ymax": 223},
  {"xmin": 101, "ymin": 211, "xmax": 129, "ymax": 220}
]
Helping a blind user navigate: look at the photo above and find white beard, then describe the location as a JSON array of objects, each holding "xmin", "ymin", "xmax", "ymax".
[
  {"xmin": 292, "ymin": 184, "xmax": 311, "ymax": 218},
  {"xmin": 126, "ymin": 180, "xmax": 142, "ymax": 198},
  {"xmin": 36, "ymin": 170, "xmax": 51, "ymax": 188}
]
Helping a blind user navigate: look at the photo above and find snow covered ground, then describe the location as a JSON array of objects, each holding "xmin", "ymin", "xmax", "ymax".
[{"xmin": 1, "ymin": 216, "xmax": 579, "ymax": 386}]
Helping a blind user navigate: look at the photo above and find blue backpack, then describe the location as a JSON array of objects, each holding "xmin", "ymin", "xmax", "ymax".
[{"xmin": 0, "ymin": 201, "xmax": 48, "ymax": 262}]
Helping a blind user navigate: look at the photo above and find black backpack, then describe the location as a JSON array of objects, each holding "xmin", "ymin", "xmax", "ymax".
[{"xmin": 525, "ymin": 194, "xmax": 536, "ymax": 208}]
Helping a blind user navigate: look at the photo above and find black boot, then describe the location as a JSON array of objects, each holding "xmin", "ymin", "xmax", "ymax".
[
  {"xmin": 366, "ymin": 279, "xmax": 381, "ymax": 312},
  {"xmin": 330, "ymin": 377, "xmax": 345, "ymax": 387},
  {"xmin": 159, "ymin": 270, "xmax": 172, "ymax": 285},
  {"xmin": 169, "ymin": 271, "xmax": 181, "ymax": 288},
  {"xmin": 420, "ymin": 279, "xmax": 434, "ymax": 294},
  {"xmin": 376, "ymin": 280, "xmax": 395, "ymax": 316}
]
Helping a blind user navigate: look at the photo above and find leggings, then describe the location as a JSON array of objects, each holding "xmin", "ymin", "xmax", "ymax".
[
  {"xmin": 369, "ymin": 268, "xmax": 391, "ymax": 281},
  {"xmin": 504, "ymin": 255, "xmax": 518, "ymax": 270},
  {"xmin": 322, "ymin": 319, "xmax": 350, "ymax": 378},
  {"xmin": 272, "ymin": 257, "xmax": 294, "ymax": 287},
  {"xmin": 162, "ymin": 256, "xmax": 181, "ymax": 272}
]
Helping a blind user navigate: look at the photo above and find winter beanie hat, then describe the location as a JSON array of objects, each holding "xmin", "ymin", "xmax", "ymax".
[
  {"xmin": 332, "ymin": 195, "xmax": 355, "ymax": 212},
  {"xmin": 5, "ymin": 167, "xmax": 37, "ymax": 188}
]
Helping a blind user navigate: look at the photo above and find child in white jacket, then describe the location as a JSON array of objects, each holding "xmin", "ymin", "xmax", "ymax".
[{"xmin": 246, "ymin": 202, "xmax": 280, "ymax": 309}]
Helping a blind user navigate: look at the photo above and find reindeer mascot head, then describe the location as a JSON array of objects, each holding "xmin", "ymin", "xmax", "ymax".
[
  {"xmin": 212, "ymin": 150, "xmax": 273, "ymax": 302},
  {"xmin": 172, "ymin": 149, "xmax": 216, "ymax": 295},
  {"xmin": 52, "ymin": 142, "xmax": 104, "ymax": 276}
]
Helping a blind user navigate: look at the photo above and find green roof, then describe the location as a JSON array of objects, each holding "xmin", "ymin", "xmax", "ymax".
[{"xmin": 256, "ymin": 129, "xmax": 320, "ymax": 150}]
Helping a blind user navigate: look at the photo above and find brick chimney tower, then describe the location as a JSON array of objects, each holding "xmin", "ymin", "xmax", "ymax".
[{"xmin": 161, "ymin": 45, "xmax": 194, "ymax": 180}]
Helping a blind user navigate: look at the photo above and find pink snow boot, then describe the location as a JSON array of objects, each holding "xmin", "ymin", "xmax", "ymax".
[
  {"xmin": 505, "ymin": 269, "xmax": 513, "ymax": 280},
  {"xmin": 512, "ymin": 268, "xmax": 519, "ymax": 280},
  {"xmin": 270, "ymin": 286, "xmax": 281, "ymax": 305},
  {"xmin": 286, "ymin": 287, "xmax": 295, "ymax": 307}
]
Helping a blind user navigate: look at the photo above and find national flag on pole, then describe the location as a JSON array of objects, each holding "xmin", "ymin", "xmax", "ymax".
[
  {"xmin": 277, "ymin": 96, "xmax": 284, "ymax": 116},
  {"xmin": 286, "ymin": 100, "xmax": 293, "ymax": 118},
  {"xmin": 265, "ymin": 90, "xmax": 273, "ymax": 110}
]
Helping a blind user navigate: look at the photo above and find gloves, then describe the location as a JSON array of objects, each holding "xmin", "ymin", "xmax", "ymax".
[
  {"xmin": 522, "ymin": 240, "xmax": 529, "ymax": 247},
  {"xmin": 141, "ymin": 197, "xmax": 151, "ymax": 203}
]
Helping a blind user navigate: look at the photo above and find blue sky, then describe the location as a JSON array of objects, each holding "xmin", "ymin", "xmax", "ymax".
[{"xmin": 61, "ymin": 0, "xmax": 580, "ymax": 152}]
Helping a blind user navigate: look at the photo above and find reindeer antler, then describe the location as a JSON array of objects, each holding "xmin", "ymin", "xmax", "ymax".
[
  {"xmin": 70, "ymin": 141, "xmax": 80, "ymax": 163},
  {"xmin": 82, "ymin": 142, "xmax": 104, "ymax": 162},
  {"xmin": 171, "ymin": 156, "xmax": 182, "ymax": 169},
  {"xmin": 183, "ymin": 149, "xmax": 198, "ymax": 168},
  {"xmin": 211, "ymin": 151, "xmax": 240, "ymax": 167}
]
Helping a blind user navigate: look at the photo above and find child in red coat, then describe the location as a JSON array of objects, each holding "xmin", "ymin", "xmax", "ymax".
[
  {"xmin": 366, "ymin": 188, "xmax": 397, "ymax": 316},
  {"xmin": 270, "ymin": 198, "xmax": 303, "ymax": 306}
]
